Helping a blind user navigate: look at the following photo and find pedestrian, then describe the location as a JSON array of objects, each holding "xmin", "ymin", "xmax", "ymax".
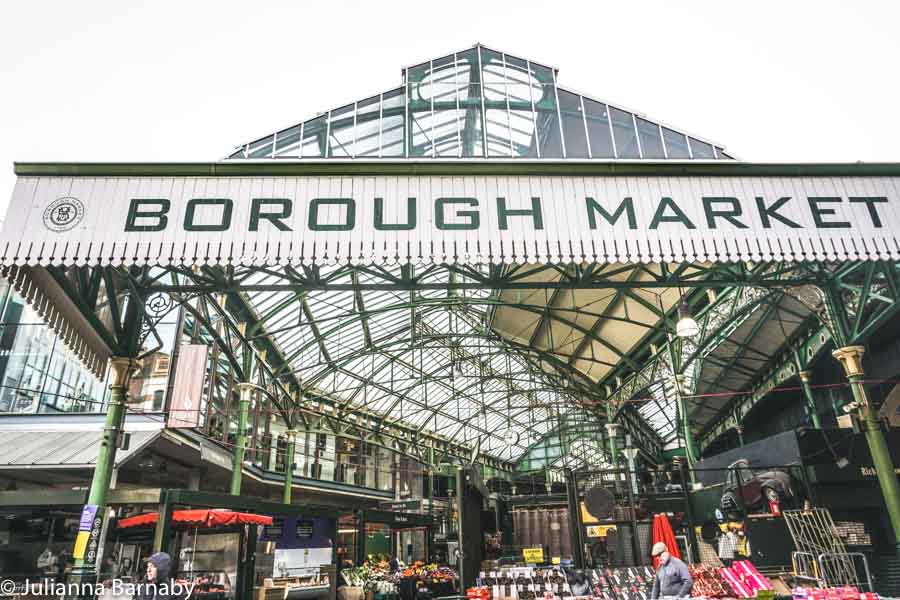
[
  {"xmin": 650, "ymin": 542, "xmax": 693, "ymax": 599},
  {"xmin": 718, "ymin": 528, "xmax": 738, "ymax": 567},
  {"xmin": 136, "ymin": 552, "xmax": 186, "ymax": 600}
]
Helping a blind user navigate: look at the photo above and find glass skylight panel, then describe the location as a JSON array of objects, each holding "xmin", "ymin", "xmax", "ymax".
[
  {"xmin": 636, "ymin": 117, "xmax": 665, "ymax": 159},
  {"xmin": 662, "ymin": 127, "xmax": 691, "ymax": 158},
  {"xmin": 583, "ymin": 99, "xmax": 615, "ymax": 158},
  {"xmin": 689, "ymin": 137, "xmax": 715, "ymax": 158},
  {"xmin": 248, "ymin": 134, "xmax": 274, "ymax": 158},
  {"xmin": 274, "ymin": 125, "xmax": 301, "ymax": 157},
  {"xmin": 610, "ymin": 107, "xmax": 640, "ymax": 158},
  {"xmin": 558, "ymin": 89, "xmax": 589, "ymax": 158},
  {"xmin": 300, "ymin": 115, "xmax": 327, "ymax": 158}
]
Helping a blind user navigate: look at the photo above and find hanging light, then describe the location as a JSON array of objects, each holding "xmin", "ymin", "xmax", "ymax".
[{"xmin": 675, "ymin": 300, "xmax": 699, "ymax": 338}]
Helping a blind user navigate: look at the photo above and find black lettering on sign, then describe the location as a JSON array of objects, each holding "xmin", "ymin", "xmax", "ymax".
[
  {"xmin": 702, "ymin": 197, "xmax": 748, "ymax": 229},
  {"xmin": 435, "ymin": 198, "xmax": 479, "ymax": 230},
  {"xmin": 184, "ymin": 198, "xmax": 233, "ymax": 231},
  {"xmin": 808, "ymin": 197, "xmax": 850, "ymax": 229},
  {"xmin": 497, "ymin": 197, "xmax": 543, "ymax": 230},
  {"xmin": 308, "ymin": 198, "xmax": 356, "ymax": 231},
  {"xmin": 649, "ymin": 197, "xmax": 696, "ymax": 229},
  {"xmin": 375, "ymin": 197, "xmax": 416, "ymax": 231},
  {"xmin": 585, "ymin": 197, "xmax": 637, "ymax": 230},
  {"xmin": 125, "ymin": 199, "xmax": 170, "ymax": 232},
  {"xmin": 250, "ymin": 198, "xmax": 293, "ymax": 231},
  {"xmin": 755, "ymin": 196, "xmax": 801, "ymax": 229}
]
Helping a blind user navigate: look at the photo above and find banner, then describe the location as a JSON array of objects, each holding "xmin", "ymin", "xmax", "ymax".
[
  {"xmin": 3, "ymin": 175, "xmax": 900, "ymax": 266},
  {"xmin": 166, "ymin": 344, "xmax": 209, "ymax": 428}
]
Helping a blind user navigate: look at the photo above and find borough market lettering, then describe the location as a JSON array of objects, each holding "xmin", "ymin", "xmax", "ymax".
[{"xmin": 123, "ymin": 195, "xmax": 889, "ymax": 233}]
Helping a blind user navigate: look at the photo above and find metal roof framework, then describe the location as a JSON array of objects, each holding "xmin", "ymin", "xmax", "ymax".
[{"xmin": 4, "ymin": 45, "xmax": 900, "ymax": 476}]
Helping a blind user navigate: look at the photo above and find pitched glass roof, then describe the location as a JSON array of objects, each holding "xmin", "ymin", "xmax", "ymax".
[{"xmin": 228, "ymin": 44, "xmax": 732, "ymax": 160}]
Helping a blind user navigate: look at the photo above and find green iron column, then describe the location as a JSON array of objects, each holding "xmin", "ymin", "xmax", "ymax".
[
  {"xmin": 832, "ymin": 345, "xmax": 900, "ymax": 554},
  {"xmin": 794, "ymin": 348, "xmax": 822, "ymax": 429},
  {"xmin": 283, "ymin": 429, "xmax": 297, "ymax": 504},
  {"xmin": 71, "ymin": 357, "xmax": 140, "ymax": 582},
  {"xmin": 605, "ymin": 422, "xmax": 619, "ymax": 467},
  {"xmin": 673, "ymin": 374, "xmax": 699, "ymax": 470},
  {"xmin": 605, "ymin": 403, "xmax": 619, "ymax": 468},
  {"xmin": 798, "ymin": 370, "xmax": 822, "ymax": 429},
  {"xmin": 231, "ymin": 382, "xmax": 253, "ymax": 495}
]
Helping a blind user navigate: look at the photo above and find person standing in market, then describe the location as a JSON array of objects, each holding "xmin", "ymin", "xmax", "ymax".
[
  {"xmin": 650, "ymin": 542, "xmax": 693, "ymax": 599},
  {"xmin": 136, "ymin": 552, "xmax": 187, "ymax": 600},
  {"xmin": 717, "ymin": 527, "xmax": 738, "ymax": 567}
]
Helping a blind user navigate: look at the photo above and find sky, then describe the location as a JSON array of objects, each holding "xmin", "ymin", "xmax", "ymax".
[{"xmin": 1, "ymin": 1, "xmax": 899, "ymax": 214}]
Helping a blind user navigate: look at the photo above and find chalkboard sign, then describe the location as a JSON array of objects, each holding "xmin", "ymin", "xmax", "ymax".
[
  {"xmin": 265, "ymin": 517, "xmax": 285, "ymax": 539},
  {"xmin": 296, "ymin": 519, "xmax": 314, "ymax": 538}
]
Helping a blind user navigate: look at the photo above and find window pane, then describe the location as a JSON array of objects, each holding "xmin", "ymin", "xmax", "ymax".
[
  {"xmin": 662, "ymin": 127, "xmax": 690, "ymax": 158},
  {"xmin": 300, "ymin": 115, "xmax": 327, "ymax": 158},
  {"xmin": 247, "ymin": 135, "xmax": 274, "ymax": 159},
  {"xmin": 610, "ymin": 107, "xmax": 639, "ymax": 158},
  {"xmin": 274, "ymin": 125, "xmax": 301, "ymax": 157},
  {"xmin": 486, "ymin": 108, "xmax": 512, "ymax": 157},
  {"xmin": 327, "ymin": 104, "xmax": 355, "ymax": 158},
  {"xmin": 636, "ymin": 118, "xmax": 664, "ymax": 158},
  {"xmin": 558, "ymin": 90, "xmax": 588, "ymax": 158},
  {"xmin": 380, "ymin": 88, "xmax": 406, "ymax": 157},
  {"xmin": 689, "ymin": 137, "xmax": 715, "ymax": 158},
  {"xmin": 354, "ymin": 95, "xmax": 381, "ymax": 157},
  {"xmin": 583, "ymin": 99, "xmax": 614, "ymax": 158}
]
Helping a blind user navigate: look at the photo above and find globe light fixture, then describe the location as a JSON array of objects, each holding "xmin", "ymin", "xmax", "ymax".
[{"xmin": 676, "ymin": 300, "xmax": 699, "ymax": 338}]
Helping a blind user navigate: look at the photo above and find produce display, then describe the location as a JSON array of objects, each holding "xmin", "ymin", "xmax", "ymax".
[
  {"xmin": 792, "ymin": 586, "xmax": 879, "ymax": 600},
  {"xmin": 341, "ymin": 560, "xmax": 457, "ymax": 598}
]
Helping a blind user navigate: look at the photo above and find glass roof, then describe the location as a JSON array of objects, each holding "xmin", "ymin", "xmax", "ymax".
[
  {"xmin": 242, "ymin": 265, "xmax": 602, "ymax": 462},
  {"xmin": 214, "ymin": 47, "xmax": 753, "ymax": 469},
  {"xmin": 228, "ymin": 44, "xmax": 732, "ymax": 160}
]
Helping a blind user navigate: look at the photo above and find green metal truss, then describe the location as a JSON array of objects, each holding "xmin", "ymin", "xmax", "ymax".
[{"xmin": 31, "ymin": 257, "xmax": 900, "ymax": 476}]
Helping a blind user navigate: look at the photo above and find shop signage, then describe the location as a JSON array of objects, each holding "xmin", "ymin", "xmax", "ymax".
[
  {"xmin": 167, "ymin": 344, "xmax": 209, "ymax": 428},
  {"xmin": 522, "ymin": 547, "xmax": 544, "ymax": 564},
  {"xmin": 72, "ymin": 504, "xmax": 101, "ymax": 561},
  {"xmin": 4, "ymin": 175, "xmax": 900, "ymax": 266},
  {"xmin": 585, "ymin": 524, "xmax": 617, "ymax": 538},
  {"xmin": 378, "ymin": 499, "xmax": 422, "ymax": 512}
]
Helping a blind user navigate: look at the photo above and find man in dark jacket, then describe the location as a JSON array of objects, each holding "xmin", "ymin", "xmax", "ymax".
[
  {"xmin": 649, "ymin": 542, "xmax": 693, "ymax": 598},
  {"xmin": 137, "ymin": 552, "xmax": 188, "ymax": 600}
]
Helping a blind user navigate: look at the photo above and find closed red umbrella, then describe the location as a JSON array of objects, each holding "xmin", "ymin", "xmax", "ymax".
[{"xmin": 651, "ymin": 513, "xmax": 681, "ymax": 568}]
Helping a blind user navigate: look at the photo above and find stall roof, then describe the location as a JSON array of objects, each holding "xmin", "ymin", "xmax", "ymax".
[{"xmin": 0, "ymin": 429, "xmax": 159, "ymax": 470}]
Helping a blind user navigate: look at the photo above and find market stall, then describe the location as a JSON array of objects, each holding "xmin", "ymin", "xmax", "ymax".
[{"xmin": 118, "ymin": 509, "xmax": 274, "ymax": 599}]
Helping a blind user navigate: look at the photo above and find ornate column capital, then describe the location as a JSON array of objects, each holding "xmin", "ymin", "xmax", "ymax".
[
  {"xmin": 284, "ymin": 429, "xmax": 298, "ymax": 441},
  {"xmin": 604, "ymin": 422, "xmax": 619, "ymax": 434},
  {"xmin": 798, "ymin": 370, "xmax": 812, "ymax": 383},
  {"xmin": 109, "ymin": 357, "xmax": 141, "ymax": 387},
  {"xmin": 832, "ymin": 345, "xmax": 866, "ymax": 378}
]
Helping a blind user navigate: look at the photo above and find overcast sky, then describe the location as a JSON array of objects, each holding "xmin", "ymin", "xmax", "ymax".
[{"xmin": 1, "ymin": 1, "xmax": 898, "ymax": 213}]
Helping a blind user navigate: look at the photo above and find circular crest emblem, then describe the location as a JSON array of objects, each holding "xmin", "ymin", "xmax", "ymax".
[{"xmin": 43, "ymin": 196, "xmax": 85, "ymax": 232}]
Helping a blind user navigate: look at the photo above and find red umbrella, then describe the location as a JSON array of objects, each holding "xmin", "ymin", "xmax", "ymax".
[
  {"xmin": 651, "ymin": 513, "xmax": 681, "ymax": 569},
  {"xmin": 117, "ymin": 509, "xmax": 273, "ymax": 529}
]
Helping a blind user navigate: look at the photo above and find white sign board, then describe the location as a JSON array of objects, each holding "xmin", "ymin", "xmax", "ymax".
[{"xmin": 3, "ymin": 175, "xmax": 899, "ymax": 266}]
